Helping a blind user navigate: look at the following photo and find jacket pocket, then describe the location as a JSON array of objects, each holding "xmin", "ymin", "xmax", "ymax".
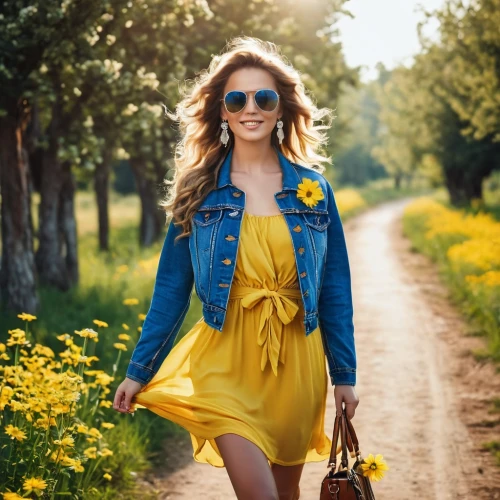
[
  {"xmin": 303, "ymin": 213, "xmax": 331, "ymax": 232},
  {"xmin": 192, "ymin": 209, "xmax": 223, "ymax": 301}
]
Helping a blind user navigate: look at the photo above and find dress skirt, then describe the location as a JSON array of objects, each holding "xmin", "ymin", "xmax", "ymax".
[{"xmin": 131, "ymin": 212, "xmax": 332, "ymax": 468}]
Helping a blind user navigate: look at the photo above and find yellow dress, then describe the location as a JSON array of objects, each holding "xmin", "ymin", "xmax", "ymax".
[{"xmin": 131, "ymin": 212, "xmax": 332, "ymax": 468}]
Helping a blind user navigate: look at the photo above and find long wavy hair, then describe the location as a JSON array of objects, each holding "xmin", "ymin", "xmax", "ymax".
[{"xmin": 162, "ymin": 35, "xmax": 335, "ymax": 241}]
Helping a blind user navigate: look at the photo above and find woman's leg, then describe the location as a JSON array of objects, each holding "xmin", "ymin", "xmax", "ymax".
[
  {"xmin": 270, "ymin": 462, "xmax": 304, "ymax": 500},
  {"xmin": 214, "ymin": 433, "xmax": 279, "ymax": 500}
]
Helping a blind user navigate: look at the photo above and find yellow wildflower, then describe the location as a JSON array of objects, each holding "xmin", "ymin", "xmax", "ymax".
[
  {"xmin": 74, "ymin": 328, "xmax": 98, "ymax": 339},
  {"xmin": 3, "ymin": 492, "xmax": 25, "ymax": 499},
  {"xmin": 54, "ymin": 436, "xmax": 75, "ymax": 447},
  {"xmin": 22, "ymin": 477, "xmax": 47, "ymax": 493},
  {"xmin": 122, "ymin": 323, "xmax": 130, "ymax": 330},
  {"xmin": 335, "ymin": 189, "xmax": 366, "ymax": 216},
  {"xmin": 0, "ymin": 343, "xmax": 6, "ymax": 353},
  {"xmin": 99, "ymin": 400, "xmax": 113, "ymax": 408},
  {"xmin": 103, "ymin": 473, "xmax": 112, "ymax": 481},
  {"xmin": 17, "ymin": 312, "xmax": 37, "ymax": 322},
  {"xmin": 92, "ymin": 319, "xmax": 108, "ymax": 328},
  {"xmin": 5, "ymin": 425, "xmax": 27, "ymax": 442},
  {"xmin": 296, "ymin": 177, "xmax": 325, "ymax": 208},
  {"xmin": 101, "ymin": 422, "xmax": 115, "ymax": 429},
  {"xmin": 359, "ymin": 453, "xmax": 389, "ymax": 481},
  {"xmin": 466, "ymin": 270, "xmax": 500, "ymax": 287},
  {"xmin": 88, "ymin": 428, "xmax": 103, "ymax": 439},
  {"xmin": 138, "ymin": 313, "xmax": 146, "ymax": 320},
  {"xmin": 56, "ymin": 333, "xmax": 73, "ymax": 346},
  {"xmin": 84, "ymin": 447, "xmax": 97, "ymax": 459},
  {"xmin": 113, "ymin": 343, "xmax": 127, "ymax": 351},
  {"xmin": 123, "ymin": 298, "xmax": 139, "ymax": 306},
  {"xmin": 73, "ymin": 462, "xmax": 85, "ymax": 473},
  {"xmin": 99, "ymin": 448, "xmax": 113, "ymax": 457},
  {"xmin": 118, "ymin": 333, "xmax": 130, "ymax": 341},
  {"xmin": 6, "ymin": 329, "xmax": 28, "ymax": 346}
]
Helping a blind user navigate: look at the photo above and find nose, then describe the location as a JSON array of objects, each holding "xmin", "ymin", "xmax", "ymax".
[{"xmin": 243, "ymin": 93, "xmax": 258, "ymax": 114}]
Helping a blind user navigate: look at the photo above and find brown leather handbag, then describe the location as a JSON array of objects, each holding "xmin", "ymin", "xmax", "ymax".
[{"xmin": 320, "ymin": 408, "xmax": 376, "ymax": 500}]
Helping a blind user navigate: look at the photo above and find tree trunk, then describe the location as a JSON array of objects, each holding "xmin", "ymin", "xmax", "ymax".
[
  {"xmin": 94, "ymin": 149, "xmax": 111, "ymax": 251},
  {"xmin": 130, "ymin": 159, "xmax": 163, "ymax": 247},
  {"xmin": 0, "ymin": 112, "xmax": 39, "ymax": 312},
  {"xmin": 58, "ymin": 161, "xmax": 79, "ymax": 285},
  {"xmin": 394, "ymin": 173, "xmax": 402, "ymax": 189},
  {"xmin": 35, "ymin": 132, "xmax": 69, "ymax": 289},
  {"xmin": 35, "ymin": 96, "xmax": 77, "ymax": 290}
]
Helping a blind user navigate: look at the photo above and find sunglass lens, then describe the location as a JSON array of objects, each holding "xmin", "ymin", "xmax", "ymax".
[
  {"xmin": 224, "ymin": 91, "xmax": 247, "ymax": 113},
  {"xmin": 255, "ymin": 89, "xmax": 279, "ymax": 112}
]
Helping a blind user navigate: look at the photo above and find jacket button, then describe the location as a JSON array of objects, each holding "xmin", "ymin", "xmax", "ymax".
[
  {"xmin": 225, "ymin": 235, "xmax": 237, "ymax": 241},
  {"xmin": 219, "ymin": 283, "xmax": 230, "ymax": 288},
  {"xmin": 300, "ymin": 271, "xmax": 307, "ymax": 278},
  {"xmin": 232, "ymin": 191, "xmax": 242, "ymax": 197},
  {"xmin": 229, "ymin": 211, "xmax": 238, "ymax": 217},
  {"xmin": 298, "ymin": 247, "xmax": 305, "ymax": 255},
  {"xmin": 222, "ymin": 258, "xmax": 232, "ymax": 265},
  {"xmin": 293, "ymin": 224, "xmax": 302, "ymax": 232},
  {"xmin": 204, "ymin": 213, "xmax": 210, "ymax": 220},
  {"xmin": 303, "ymin": 289, "xmax": 309, "ymax": 297},
  {"xmin": 276, "ymin": 193, "xmax": 288, "ymax": 199}
]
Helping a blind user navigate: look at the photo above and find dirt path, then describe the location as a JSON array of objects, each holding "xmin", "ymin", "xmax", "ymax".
[{"xmin": 140, "ymin": 197, "xmax": 500, "ymax": 499}]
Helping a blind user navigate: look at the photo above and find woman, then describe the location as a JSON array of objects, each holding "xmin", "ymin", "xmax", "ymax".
[{"xmin": 113, "ymin": 36, "xmax": 359, "ymax": 500}]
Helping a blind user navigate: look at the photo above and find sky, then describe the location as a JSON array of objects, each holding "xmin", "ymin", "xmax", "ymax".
[{"xmin": 336, "ymin": 0, "xmax": 445, "ymax": 82}]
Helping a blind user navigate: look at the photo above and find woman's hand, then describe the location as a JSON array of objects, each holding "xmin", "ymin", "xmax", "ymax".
[
  {"xmin": 113, "ymin": 377, "xmax": 144, "ymax": 414},
  {"xmin": 334, "ymin": 385, "xmax": 359, "ymax": 420}
]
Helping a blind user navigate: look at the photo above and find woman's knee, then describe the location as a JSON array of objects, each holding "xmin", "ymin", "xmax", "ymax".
[{"xmin": 215, "ymin": 433, "xmax": 278, "ymax": 500}]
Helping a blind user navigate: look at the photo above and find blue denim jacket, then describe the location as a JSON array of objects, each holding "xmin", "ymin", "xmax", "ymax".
[{"xmin": 126, "ymin": 145, "xmax": 357, "ymax": 387}]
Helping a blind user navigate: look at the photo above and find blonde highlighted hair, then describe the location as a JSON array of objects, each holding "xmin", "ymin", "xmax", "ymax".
[{"xmin": 162, "ymin": 35, "xmax": 335, "ymax": 240}]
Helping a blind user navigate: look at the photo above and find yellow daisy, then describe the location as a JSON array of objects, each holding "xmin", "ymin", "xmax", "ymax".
[
  {"xmin": 3, "ymin": 492, "xmax": 25, "ymax": 499},
  {"xmin": 22, "ymin": 477, "xmax": 47, "ymax": 493},
  {"xmin": 359, "ymin": 453, "xmax": 390, "ymax": 481},
  {"xmin": 297, "ymin": 177, "xmax": 324, "ymax": 208},
  {"xmin": 103, "ymin": 473, "xmax": 112, "ymax": 481},
  {"xmin": 123, "ymin": 298, "xmax": 139, "ymax": 306},
  {"xmin": 93, "ymin": 319, "xmax": 108, "ymax": 328},
  {"xmin": 74, "ymin": 328, "xmax": 98, "ymax": 339},
  {"xmin": 5, "ymin": 425, "xmax": 27, "ymax": 442},
  {"xmin": 113, "ymin": 343, "xmax": 127, "ymax": 351},
  {"xmin": 17, "ymin": 312, "xmax": 37, "ymax": 322}
]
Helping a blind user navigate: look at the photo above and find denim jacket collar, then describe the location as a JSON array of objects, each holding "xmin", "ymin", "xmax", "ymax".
[{"xmin": 216, "ymin": 144, "xmax": 302, "ymax": 191}]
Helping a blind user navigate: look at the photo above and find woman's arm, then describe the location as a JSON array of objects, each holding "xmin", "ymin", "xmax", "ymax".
[
  {"xmin": 125, "ymin": 218, "xmax": 194, "ymax": 385},
  {"xmin": 317, "ymin": 180, "xmax": 357, "ymax": 386}
]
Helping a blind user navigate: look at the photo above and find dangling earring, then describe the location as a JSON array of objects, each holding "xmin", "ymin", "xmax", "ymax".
[
  {"xmin": 220, "ymin": 119, "xmax": 230, "ymax": 147},
  {"xmin": 276, "ymin": 118, "xmax": 284, "ymax": 145}
]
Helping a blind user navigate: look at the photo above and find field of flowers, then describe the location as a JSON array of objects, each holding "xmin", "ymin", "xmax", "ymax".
[
  {"xmin": 403, "ymin": 197, "xmax": 500, "ymax": 360},
  {"xmin": 0, "ymin": 313, "xmax": 159, "ymax": 499}
]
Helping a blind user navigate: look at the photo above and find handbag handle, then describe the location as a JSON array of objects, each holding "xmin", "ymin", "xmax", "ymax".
[{"xmin": 327, "ymin": 407, "xmax": 363, "ymax": 471}]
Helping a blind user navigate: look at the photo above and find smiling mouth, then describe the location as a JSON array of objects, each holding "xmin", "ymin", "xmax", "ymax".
[{"xmin": 240, "ymin": 121, "xmax": 263, "ymax": 126}]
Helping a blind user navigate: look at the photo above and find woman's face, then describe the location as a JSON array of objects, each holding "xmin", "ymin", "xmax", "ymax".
[{"xmin": 220, "ymin": 67, "xmax": 282, "ymax": 146}]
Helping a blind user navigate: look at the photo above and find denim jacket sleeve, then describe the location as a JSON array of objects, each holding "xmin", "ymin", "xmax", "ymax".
[
  {"xmin": 318, "ymin": 180, "xmax": 357, "ymax": 386},
  {"xmin": 126, "ymin": 218, "xmax": 194, "ymax": 386}
]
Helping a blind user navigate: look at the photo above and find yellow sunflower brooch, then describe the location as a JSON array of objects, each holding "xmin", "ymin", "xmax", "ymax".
[
  {"xmin": 297, "ymin": 177, "xmax": 324, "ymax": 208},
  {"xmin": 359, "ymin": 453, "xmax": 390, "ymax": 482}
]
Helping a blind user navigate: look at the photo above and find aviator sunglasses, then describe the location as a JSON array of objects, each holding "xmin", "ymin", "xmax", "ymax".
[{"xmin": 221, "ymin": 88, "xmax": 280, "ymax": 113}]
